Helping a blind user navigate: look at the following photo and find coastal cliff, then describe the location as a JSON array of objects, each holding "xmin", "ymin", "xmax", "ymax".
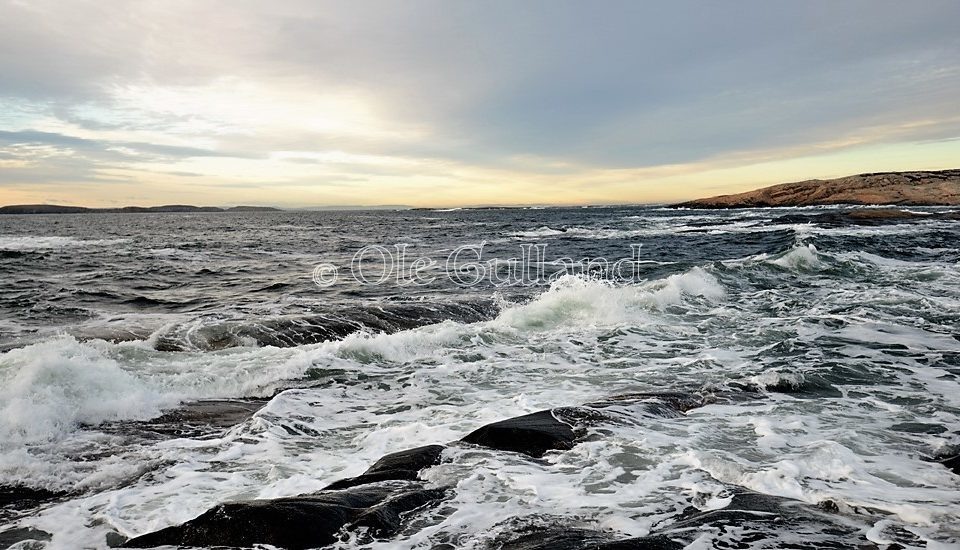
[{"xmin": 675, "ymin": 169, "xmax": 960, "ymax": 208}]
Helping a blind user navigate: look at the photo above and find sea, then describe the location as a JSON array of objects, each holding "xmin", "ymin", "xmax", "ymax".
[{"xmin": 0, "ymin": 206, "xmax": 958, "ymax": 549}]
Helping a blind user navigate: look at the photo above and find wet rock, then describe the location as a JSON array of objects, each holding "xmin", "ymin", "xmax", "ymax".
[
  {"xmin": 0, "ymin": 485, "xmax": 68, "ymax": 524},
  {"xmin": 585, "ymin": 391, "xmax": 709, "ymax": 418},
  {"xmin": 493, "ymin": 490, "xmax": 883, "ymax": 550},
  {"xmin": 663, "ymin": 491, "xmax": 790, "ymax": 531},
  {"xmin": 890, "ymin": 422, "xmax": 947, "ymax": 435},
  {"xmin": 461, "ymin": 410, "xmax": 578, "ymax": 458},
  {"xmin": 460, "ymin": 393, "xmax": 712, "ymax": 458},
  {"xmin": 925, "ymin": 448, "xmax": 960, "ymax": 476},
  {"xmin": 100, "ymin": 398, "xmax": 268, "ymax": 440},
  {"xmin": 350, "ymin": 486, "xmax": 448, "ymax": 537},
  {"xmin": 0, "ymin": 526, "xmax": 52, "ymax": 548},
  {"xmin": 596, "ymin": 538, "xmax": 686, "ymax": 550},
  {"xmin": 158, "ymin": 398, "xmax": 268, "ymax": 429},
  {"xmin": 325, "ymin": 444, "xmax": 446, "ymax": 490},
  {"xmin": 939, "ymin": 454, "xmax": 960, "ymax": 475},
  {"xmin": 123, "ymin": 482, "xmax": 447, "ymax": 549},
  {"xmin": 0, "ymin": 485, "xmax": 65, "ymax": 508},
  {"xmin": 653, "ymin": 491, "xmax": 875, "ymax": 548},
  {"xmin": 498, "ymin": 527, "xmax": 684, "ymax": 550}
]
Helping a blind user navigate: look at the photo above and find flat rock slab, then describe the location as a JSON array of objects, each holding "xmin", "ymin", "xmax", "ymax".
[
  {"xmin": 494, "ymin": 490, "xmax": 880, "ymax": 550},
  {"xmin": 0, "ymin": 485, "xmax": 65, "ymax": 508},
  {"xmin": 99, "ymin": 398, "xmax": 268, "ymax": 440},
  {"xmin": 0, "ymin": 485, "xmax": 68, "ymax": 524},
  {"xmin": 498, "ymin": 528, "xmax": 684, "ymax": 550},
  {"xmin": 653, "ymin": 491, "xmax": 880, "ymax": 548},
  {"xmin": 122, "ymin": 482, "xmax": 447, "ymax": 550}
]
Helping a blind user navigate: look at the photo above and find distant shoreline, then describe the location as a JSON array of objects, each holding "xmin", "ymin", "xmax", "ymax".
[
  {"xmin": 5, "ymin": 166, "xmax": 960, "ymax": 215},
  {"xmin": 0, "ymin": 204, "xmax": 283, "ymax": 215}
]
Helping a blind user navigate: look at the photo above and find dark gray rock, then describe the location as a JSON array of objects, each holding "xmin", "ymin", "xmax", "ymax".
[
  {"xmin": 940, "ymin": 454, "xmax": 960, "ymax": 475},
  {"xmin": 99, "ymin": 398, "xmax": 268, "ymax": 440},
  {"xmin": 0, "ymin": 526, "xmax": 52, "ymax": 548},
  {"xmin": 461, "ymin": 410, "xmax": 578, "ymax": 458},
  {"xmin": 585, "ymin": 392, "xmax": 709, "ymax": 418},
  {"xmin": 925, "ymin": 448, "xmax": 960, "ymax": 476},
  {"xmin": 123, "ymin": 482, "xmax": 447, "ymax": 549},
  {"xmin": 350, "ymin": 486, "xmax": 447, "ymax": 537},
  {"xmin": 498, "ymin": 527, "xmax": 684, "ymax": 550},
  {"xmin": 0, "ymin": 485, "xmax": 65, "ymax": 508},
  {"xmin": 0, "ymin": 485, "xmax": 68, "ymax": 524},
  {"xmin": 324, "ymin": 445, "xmax": 446, "ymax": 490},
  {"xmin": 652, "ymin": 491, "xmax": 878, "ymax": 548}
]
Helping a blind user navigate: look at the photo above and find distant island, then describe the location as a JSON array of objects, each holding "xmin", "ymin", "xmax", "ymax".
[
  {"xmin": 0, "ymin": 204, "xmax": 282, "ymax": 214},
  {"xmin": 675, "ymin": 169, "xmax": 960, "ymax": 208}
]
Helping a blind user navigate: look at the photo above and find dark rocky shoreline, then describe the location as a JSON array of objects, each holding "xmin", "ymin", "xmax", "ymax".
[
  {"xmin": 3, "ymin": 344, "xmax": 957, "ymax": 549},
  {"xmin": 3, "ymin": 384, "xmax": 957, "ymax": 549},
  {"xmin": 33, "ymin": 388, "xmax": 942, "ymax": 550}
]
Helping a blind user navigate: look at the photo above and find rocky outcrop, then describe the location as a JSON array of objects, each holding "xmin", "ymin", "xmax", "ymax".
[
  {"xmin": 675, "ymin": 169, "xmax": 960, "ymax": 208},
  {"xmin": 939, "ymin": 454, "xmax": 960, "ymax": 475},
  {"xmin": 460, "ymin": 410, "xmax": 579, "ymax": 458},
  {"xmin": 118, "ymin": 393, "xmax": 700, "ymax": 549},
  {"xmin": 493, "ymin": 490, "xmax": 885, "ymax": 550},
  {"xmin": 123, "ymin": 482, "xmax": 448, "ymax": 549},
  {"xmin": 0, "ymin": 485, "xmax": 65, "ymax": 509},
  {"xmin": 497, "ymin": 526, "xmax": 684, "ymax": 549},
  {"xmin": 324, "ymin": 445, "xmax": 446, "ymax": 490}
]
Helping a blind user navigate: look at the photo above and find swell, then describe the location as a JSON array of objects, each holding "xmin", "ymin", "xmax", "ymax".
[{"xmin": 147, "ymin": 299, "xmax": 501, "ymax": 352}]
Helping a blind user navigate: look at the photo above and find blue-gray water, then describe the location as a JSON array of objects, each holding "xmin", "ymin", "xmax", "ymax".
[{"xmin": 0, "ymin": 206, "xmax": 958, "ymax": 548}]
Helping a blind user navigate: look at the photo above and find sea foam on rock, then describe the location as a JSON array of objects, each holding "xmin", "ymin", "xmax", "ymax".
[
  {"xmin": 121, "ymin": 391, "xmax": 893, "ymax": 549},
  {"xmin": 119, "ymin": 392, "xmax": 708, "ymax": 549},
  {"xmin": 491, "ymin": 490, "xmax": 880, "ymax": 550}
]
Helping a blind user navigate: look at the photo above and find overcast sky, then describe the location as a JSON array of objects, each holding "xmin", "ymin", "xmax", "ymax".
[{"xmin": 1, "ymin": 0, "xmax": 959, "ymax": 207}]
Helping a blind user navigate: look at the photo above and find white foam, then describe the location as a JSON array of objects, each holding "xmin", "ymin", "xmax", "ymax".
[
  {"xmin": 0, "ymin": 338, "xmax": 173, "ymax": 445},
  {"xmin": 514, "ymin": 226, "xmax": 567, "ymax": 238},
  {"xmin": 493, "ymin": 269, "xmax": 725, "ymax": 330},
  {"xmin": 0, "ymin": 335, "xmax": 320, "ymax": 490},
  {"xmin": 0, "ymin": 235, "xmax": 130, "ymax": 251},
  {"xmin": 769, "ymin": 243, "xmax": 822, "ymax": 270},
  {"xmin": 510, "ymin": 221, "xmax": 793, "ymax": 241}
]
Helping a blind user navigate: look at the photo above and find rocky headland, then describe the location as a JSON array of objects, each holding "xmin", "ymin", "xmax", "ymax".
[{"xmin": 675, "ymin": 169, "xmax": 960, "ymax": 208}]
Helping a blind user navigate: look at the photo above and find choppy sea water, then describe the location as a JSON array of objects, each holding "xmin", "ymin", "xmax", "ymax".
[{"xmin": 0, "ymin": 206, "xmax": 958, "ymax": 549}]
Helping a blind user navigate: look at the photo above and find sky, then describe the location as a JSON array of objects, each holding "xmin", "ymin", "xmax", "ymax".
[{"xmin": 1, "ymin": 0, "xmax": 959, "ymax": 208}]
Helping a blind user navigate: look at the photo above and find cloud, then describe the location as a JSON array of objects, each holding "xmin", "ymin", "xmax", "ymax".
[
  {"xmin": 0, "ymin": 0, "xmax": 958, "ymax": 205},
  {"xmin": 0, "ymin": 130, "xmax": 224, "ymax": 160}
]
